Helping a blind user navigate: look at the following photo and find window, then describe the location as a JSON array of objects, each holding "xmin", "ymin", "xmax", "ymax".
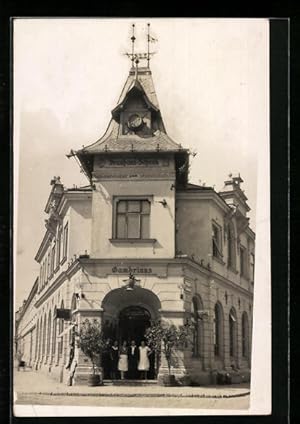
[
  {"xmin": 227, "ymin": 225, "xmax": 236, "ymax": 269},
  {"xmin": 35, "ymin": 320, "xmax": 39, "ymax": 360},
  {"xmin": 250, "ymin": 253, "xmax": 255, "ymax": 282},
  {"xmin": 50, "ymin": 246, "xmax": 55, "ymax": 276},
  {"xmin": 47, "ymin": 310, "xmax": 52, "ymax": 355},
  {"xmin": 240, "ymin": 246, "xmax": 247, "ymax": 277},
  {"xmin": 42, "ymin": 315, "xmax": 47, "ymax": 356},
  {"xmin": 242, "ymin": 312, "xmax": 249, "ymax": 358},
  {"xmin": 115, "ymin": 199, "xmax": 150, "ymax": 239},
  {"xmin": 214, "ymin": 303, "xmax": 224, "ymax": 357},
  {"xmin": 58, "ymin": 300, "xmax": 64, "ymax": 356},
  {"xmin": 63, "ymin": 223, "xmax": 69, "ymax": 260},
  {"xmin": 52, "ymin": 308, "xmax": 57, "ymax": 355},
  {"xmin": 212, "ymin": 223, "xmax": 222, "ymax": 259},
  {"xmin": 191, "ymin": 296, "xmax": 204, "ymax": 357},
  {"xmin": 229, "ymin": 308, "xmax": 237, "ymax": 358},
  {"xmin": 47, "ymin": 252, "xmax": 51, "ymax": 281},
  {"xmin": 56, "ymin": 228, "xmax": 62, "ymax": 268}
]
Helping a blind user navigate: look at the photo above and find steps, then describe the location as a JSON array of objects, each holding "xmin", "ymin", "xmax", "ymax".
[{"xmin": 103, "ymin": 379, "xmax": 158, "ymax": 386}]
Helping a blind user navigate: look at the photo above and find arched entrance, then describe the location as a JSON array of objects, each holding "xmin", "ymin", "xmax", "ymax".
[
  {"xmin": 101, "ymin": 286, "xmax": 161, "ymax": 379},
  {"xmin": 118, "ymin": 305, "xmax": 151, "ymax": 345}
]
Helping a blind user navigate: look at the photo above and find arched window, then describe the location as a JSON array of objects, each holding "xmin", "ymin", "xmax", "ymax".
[
  {"xmin": 58, "ymin": 300, "xmax": 64, "ymax": 356},
  {"xmin": 46, "ymin": 310, "xmax": 52, "ymax": 355},
  {"xmin": 214, "ymin": 303, "xmax": 224, "ymax": 357},
  {"xmin": 227, "ymin": 224, "xmax": 236, "ymax": 269},
  {"xmin": 35, "ymin": 319, "xmax": 39, "ymax": 360},
  {"xmin": 191, "ymin": 295, "xmax": 204, "ymax": 357},
  {"xmin": 52, "ymin": 306, "xmax": 57, "ymax": 355},
  {"xmin": 38, "ymin": 317, "xmax": 42, "ymax": 360},
  {"xmin": 42, "ymin": 314, "xmax": 47, "ymax": 356},
  {"xmin": 242, "ymin": 312, "xmax": 249, "ymax": 358},
  {"xmin": 229, "ymin": 307, "xmax": 238, "ymax": 358}
]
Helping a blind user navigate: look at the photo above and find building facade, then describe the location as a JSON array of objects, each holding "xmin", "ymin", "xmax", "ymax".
[{"xmin": 15, "ymin": 50, "xmax": 254, "ymax": 386}]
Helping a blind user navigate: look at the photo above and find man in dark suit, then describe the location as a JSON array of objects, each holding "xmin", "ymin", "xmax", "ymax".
[{"xmin": 128, "ymin": 340, "xmax": 139, "ymax": 379}]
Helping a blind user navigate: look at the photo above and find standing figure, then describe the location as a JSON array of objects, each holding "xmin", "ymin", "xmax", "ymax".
[
  {"xmin": 118, "ymin": 340, "xmax": 128, "ymax": 380},
  {"xmin": 127, "ymin": 340, "xmax": 139, "ymax": 379},
  {"xmin": 102, "ymin": 338, "xmax": 112, "ymax": 379},
  {"xmin": 110, "ymin": 340, "xmax": 119, "ymax": 380},
  {"xmin": 138, "ymin": 340, "xmax": 152, "ymax": 379}
]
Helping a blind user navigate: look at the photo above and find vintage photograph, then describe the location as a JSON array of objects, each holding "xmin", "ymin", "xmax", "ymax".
[{"xmin": 13, "ymin": 18, "xmax": 270, "ymax": 415}]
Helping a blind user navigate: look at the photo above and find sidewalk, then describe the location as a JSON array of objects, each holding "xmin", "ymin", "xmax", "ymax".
[{"xmin": 14, "ymin": 370, "xmax": 250, "ymax": 399}]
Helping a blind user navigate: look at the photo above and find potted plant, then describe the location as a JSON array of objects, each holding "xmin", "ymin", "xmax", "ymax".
[
  {"xmin": 145, "ymin": 320, "xmax": 193, "ymax": 386},
  {"xmin": 78, "ymin": 318, "xmax": 106, "ymax": 386}
]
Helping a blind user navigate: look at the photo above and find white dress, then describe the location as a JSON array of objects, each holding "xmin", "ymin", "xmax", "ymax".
[
  {"xmin": 138, "ymin": 346, "xmax": 151, "ymax": 371},
  {"xmin": 118, "ymin": 347, "xmax": 128, "ymax": 372}
]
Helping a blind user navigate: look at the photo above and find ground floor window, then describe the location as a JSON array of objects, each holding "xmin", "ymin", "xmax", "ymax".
[
  {"xmin": 214, "ymin": 302, "xmax": 224, "ymax": 357},
  {"xmin": 242, "ymin": 311, "xmax": 249, "ymax": 358}
]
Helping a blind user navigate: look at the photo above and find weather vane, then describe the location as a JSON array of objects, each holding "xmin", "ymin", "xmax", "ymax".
[{"xmin": 125, "ymin": 23, "xmax": 157, "ymax": 69}]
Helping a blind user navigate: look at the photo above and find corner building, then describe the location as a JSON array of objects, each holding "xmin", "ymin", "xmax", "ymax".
[{"xmin": 16, "ymin": 57, "xmax": 254, "ymax": 386}]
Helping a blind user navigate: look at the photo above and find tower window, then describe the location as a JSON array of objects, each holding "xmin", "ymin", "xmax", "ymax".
[{"xmin": 115, "ymin": 199, "xmax": 150, "ymax": 239}]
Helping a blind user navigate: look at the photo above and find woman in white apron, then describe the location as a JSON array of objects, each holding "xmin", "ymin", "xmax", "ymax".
[
  {"xmin": 118, "ymin": 340, "xmax": 128, "ymax": 380},
  {"xmin": 138, "ymin": 340, "xmax": 152, "ymax": 379}
]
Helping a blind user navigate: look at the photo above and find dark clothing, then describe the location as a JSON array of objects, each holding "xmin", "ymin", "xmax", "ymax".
[
  {"xmin": 110, "ymin": 347, "xmax": 119, "ymax": 379},
  {"xmin": 127, "ymin": 346, "xmax": 139, "ymax": 379},
  {"xmin": 102, "ymin": 347, "xmax": 111, "ymax": 379}
]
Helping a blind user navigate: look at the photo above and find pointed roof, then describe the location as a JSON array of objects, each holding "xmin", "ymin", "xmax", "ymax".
[{"xmin": 75, "ymin": 66, "xmax": 185, "ymax": 156}]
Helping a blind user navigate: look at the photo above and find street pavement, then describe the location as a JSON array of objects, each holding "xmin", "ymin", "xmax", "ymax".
[{"xmin": 14, "ymin": 369, "xmax": 250, "ymax": 412}]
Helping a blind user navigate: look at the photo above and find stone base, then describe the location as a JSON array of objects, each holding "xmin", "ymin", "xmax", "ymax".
[
  {"xmin": 72, "ymin": 365, "xmax": 103, "ymax": 386},
  {"xmin": 190, "ymin": 371, "xmax": 212, "ymax": 386}
]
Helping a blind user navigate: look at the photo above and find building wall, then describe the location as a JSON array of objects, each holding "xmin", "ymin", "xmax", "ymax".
[
  {"xmin": 15, "ymin": 293, "xmax": 37, "ymax": 366},
  {"xmin": 91, "ymin": 179, "xmax": 175, "ymax": 259},
  {"xmin": 69, "ymin": 198, "xmax": 92, "ymax": 259}
]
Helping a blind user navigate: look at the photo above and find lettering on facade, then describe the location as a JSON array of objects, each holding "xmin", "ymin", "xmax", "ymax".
[
  {"xmin": 112, "ymin": 266, "xmax": 152, "ymax": 274},
  {"xmin": 98, "ymin": 158, "xmax": 169, "ymax": 168}
]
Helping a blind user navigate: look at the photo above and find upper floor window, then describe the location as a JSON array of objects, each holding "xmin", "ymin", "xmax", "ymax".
[
  {"xmin": 240, "ymin": 246, "xmax": 247, "ymax": 277},
  {"xmin": 56, "ymin": 228, "xmax": 62, "ymax": 268},
  {"xmin": 50, "ymin": 245, "xmax": 55, "ymax": 276},
  {"xmin": 227, "ymin": 225, "xmax": 236, "ymax": 269},
  {"xmin": 212, "ymin": 223, "xmax": 223, "ymax": 260},
  {"xmin": 63, "ymin": 223, "xmax": 69, "ymax": 260},
  {"xmin": 47, "ymin": 251, "xmax": 51, "ymax": 281},
  {"xmin": 115, "ymin": 199, "xmax": 150, "ymax": 239},
  {"xmin": 250, "ymin": 253, "xmax": 255, "ymax": 282}
]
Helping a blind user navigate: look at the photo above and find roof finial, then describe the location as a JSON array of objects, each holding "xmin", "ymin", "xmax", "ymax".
[
  {"xmin": 147, "ymin": 23, "xmax": 150, "ymax": 67},
  {"xmin": 125, "ymin": 23, "xmax": 157, "ymax": 69},
  {"xmin": 134, "ymin": 57, "xmax": 139, "ymax": 80},
  {"xmin": 131, "ymin": 24, "xmax": 136, "ymax": 68}
]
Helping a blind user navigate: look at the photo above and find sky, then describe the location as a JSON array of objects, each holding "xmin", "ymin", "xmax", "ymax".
[{"xmin": 14, "ymin": 18, "xmax": 269, "ymax": 309}]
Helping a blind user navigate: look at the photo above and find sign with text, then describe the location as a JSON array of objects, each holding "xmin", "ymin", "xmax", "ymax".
[{"xmin": 112, "ymin": 266, "xmax": 153, "ymax": 274}]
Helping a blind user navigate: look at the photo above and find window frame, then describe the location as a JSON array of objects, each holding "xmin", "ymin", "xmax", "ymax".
[
  {"xmin": 111, "ymin": 196, "xmax": 154, "ymax": 242},
  {"xmin": 250, "ymin": 252, "xmax": 255, "ymax": 282},
  {"xmin": 240, "ymin": 245, "xmax": 248, "ymax": 278},
  {"xmin": 62, "ymin": 222, "xmax": 69, "ymax": 262},
  {"xmin": 212, "ymin": 221, "xmax": 223, "ymax": 261}
]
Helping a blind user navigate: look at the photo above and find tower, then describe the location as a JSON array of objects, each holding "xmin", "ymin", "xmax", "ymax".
[{"xmin": 73, "ymin": 24, "xmax": 189, "ymax": 260}]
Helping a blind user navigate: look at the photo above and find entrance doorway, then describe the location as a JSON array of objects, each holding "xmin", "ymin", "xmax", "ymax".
[{"xmin": 118, "ymin": 306, "xmax": 151, "ymax": 345}]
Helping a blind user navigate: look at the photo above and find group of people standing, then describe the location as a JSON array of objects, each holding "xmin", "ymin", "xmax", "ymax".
[{"xmin": 104, "ymin": 340, "xmax": 153, "ymax": 380}]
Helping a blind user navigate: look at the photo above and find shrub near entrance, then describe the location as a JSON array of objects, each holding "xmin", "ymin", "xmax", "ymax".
[
  {"xmin": 145, "ymin": 320, "xmax": 194, "ymax": 386},
  {"xmin": 78, "ymin": 319, "xmax": 106, "ymax": 386}
]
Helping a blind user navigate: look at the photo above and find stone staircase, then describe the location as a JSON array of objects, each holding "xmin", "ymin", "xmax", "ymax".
[{"xmin": 103, "ymin": 379, "xmax": 158, "ymax": 386}]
